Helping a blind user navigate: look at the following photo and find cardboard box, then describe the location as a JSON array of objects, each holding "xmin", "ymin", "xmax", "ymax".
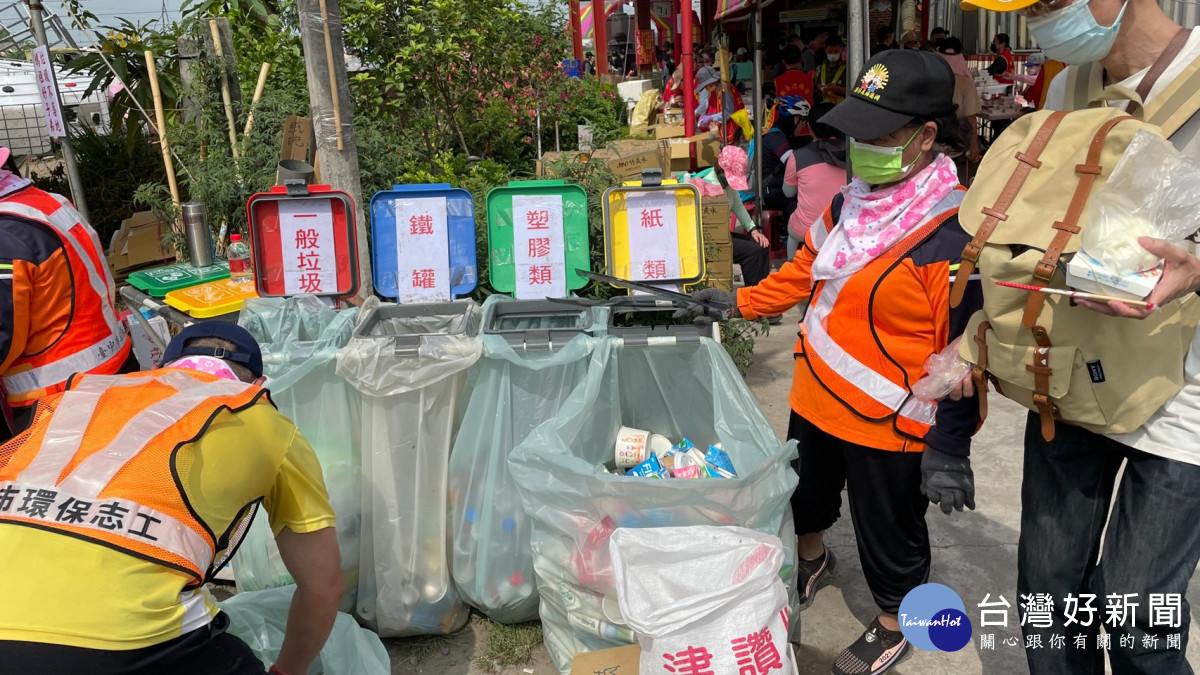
[
  {"xmin": 570, "ymin": 644, "xmax": 640, "ymax": 674},
  {"xmin": 108, "ymin": 211, "xmax": 171, "ymax": 272},
  {"xmin": 702, "ymin": 198, "xmax": 732, "ymax": 229},
  {"xmin": 1065, "ymin": 249, "xmax": 1161, "ymax": 300},
  {"xmin": 538, "ymin": 140, "xmax": 671, "ymax": 181},
  {"xmin": 655, "ymin": 123, "xmax": 686, "ymax": 140},
  {"xmin": 667, "ymin": 134, "xmax": 721, "ymax": 172}
]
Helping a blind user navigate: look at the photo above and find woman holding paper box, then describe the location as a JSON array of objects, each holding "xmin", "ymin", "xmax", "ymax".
[{"xmin": 677, "ymin": 50, "xmax": 985, "ymax": 675}]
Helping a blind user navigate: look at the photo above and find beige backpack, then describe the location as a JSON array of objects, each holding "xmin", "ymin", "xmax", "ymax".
[{"xmin": 951, "ymin": 104, "xmax": 1200, "ymax": 441}]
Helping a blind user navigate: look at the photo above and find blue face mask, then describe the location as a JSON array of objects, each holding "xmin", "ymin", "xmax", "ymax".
[{"xmin": 1028, "ymin": 0, "xmax": 1127, "ymax": 65}]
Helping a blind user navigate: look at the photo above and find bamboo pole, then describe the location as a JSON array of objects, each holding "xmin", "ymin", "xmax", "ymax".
[
  {"xmin": 242, "ymin": 62, "xmax": 272, "ymax": 137},
  {"xmin": 144, "ymin": 50, "xmax": 181, "ymax": 218},
  {"xmin": 317, "ymin": 0, "xmax": 344, "ymax": 150},
  {"xmin": 209, "ymin": 20, "xmax": 241, "ymax": 160}
]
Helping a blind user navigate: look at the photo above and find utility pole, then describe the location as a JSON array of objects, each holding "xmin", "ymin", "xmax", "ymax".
[
  {"xmin": 297, "ymin": 0, "xmax": 372, "ymax": 302},
  {"xmin": 26, "ymin": 0, "xmax": 87, "ymax": 220}
]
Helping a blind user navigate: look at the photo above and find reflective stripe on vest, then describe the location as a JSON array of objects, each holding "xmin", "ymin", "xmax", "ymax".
[
  {"xmin": 0, "ymin": 370, "xmax": 260, "ymax": 580},
  {"xmin": 803, "ymin": 277, "xmax": 938, "ymax": 426},
  {"xmin": 0, "ymin": 195, "xmax": 128, "ymax": 399},
  {"xmin": 802, "ymin": 190, "xmax": 965, "ymax": 429}
]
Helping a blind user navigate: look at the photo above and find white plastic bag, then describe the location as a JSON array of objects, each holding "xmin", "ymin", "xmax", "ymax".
[
  {"xmin": 911, "ymin": 337, "xmax": 972, "ymax": 402},
  {"xmin": 610, "ymin": 526, "xmax": 798, "ymax": 675},
  {"xmin": 1083, "ymin": 130, "xmax": 1200, "ymax": 274}
]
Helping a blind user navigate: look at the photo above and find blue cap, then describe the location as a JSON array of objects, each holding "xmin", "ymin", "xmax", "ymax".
[{"xmin": 162, "ymin": 323, "xmax": 263, "ymax": 378}]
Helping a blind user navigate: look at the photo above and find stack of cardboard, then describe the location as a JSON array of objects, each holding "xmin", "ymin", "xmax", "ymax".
[
  {"xmin": 537, "ymin": 139, "xmax": 671, "ymax": 182},
  {"xmin": 107, "ymin": 211, "xmax": 172, "ymax": 278},
  {"xmin": 701, "ymin": 197, "xmax": 733, "ymax": 291}
]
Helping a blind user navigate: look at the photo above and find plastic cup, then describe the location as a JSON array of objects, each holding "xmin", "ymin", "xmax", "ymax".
[{"xmin": 615, "ymin": 426, "xmax": 651, "ymax": 468}]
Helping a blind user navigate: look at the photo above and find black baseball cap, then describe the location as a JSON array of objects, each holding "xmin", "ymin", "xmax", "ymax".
[
  {"xmin": 820, "ymin": 50, "xmax": 955, "ymax": 140},
  {"xmin": 163, "ymin": 323, "xmax": 264, "ymax": 378}
]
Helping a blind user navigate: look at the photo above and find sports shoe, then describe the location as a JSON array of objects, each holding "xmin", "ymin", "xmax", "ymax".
[
  {"xmin": 832, "ymin": 617, "xmax": 910, "ymax": 675},
  {"xmin": 797, "ymin": 545, "xmax": 835, "ymax": 609}
]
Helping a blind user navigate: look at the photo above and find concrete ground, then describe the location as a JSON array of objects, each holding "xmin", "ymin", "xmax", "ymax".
[{"xmin": 744, "ymin": 304, "xmax": 1200, "ymax": 674}]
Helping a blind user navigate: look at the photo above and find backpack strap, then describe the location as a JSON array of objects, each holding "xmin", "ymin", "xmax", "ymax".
[
  {"xmin": 1021, "ymin": 115, "xmax": 1136, "ymax": 328},
  {"xmin": 1027, "ymin": 324, "xmax": 1059, "ymax": 441},
  {"xmin": 972, "ymin": 320, "xmax": 993, "ymax": 426},
  {"xmin": 949, "ymin": 111, "xmax": 1070, "ymax": 308},
  {"xmin": 1143, "ymin": 52, "xmax": 1200, "ymax": 138},
  {"xmin": 1064, "ymin": 62, "xmax": 1104, "ymax": 112},
  {"xmin": 1136, "ymin": 28, "xmax": 1191, "ymax": 102},
  {"xmin": 1081, "ymin": 30, "xmax": 1200, "ymax": 138}
]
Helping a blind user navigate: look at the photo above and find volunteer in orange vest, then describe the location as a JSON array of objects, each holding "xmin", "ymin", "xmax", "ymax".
[
  {"xmin": 0, "ymin": 323, "xmax": 342, "ymax": 675},
  {"xmin": 0, "ymin": 146, "xmax": 129, "ymax": 442},
  {"xmin": 677, "ymin": 51, "xmax": 984, "ymax": 675}
]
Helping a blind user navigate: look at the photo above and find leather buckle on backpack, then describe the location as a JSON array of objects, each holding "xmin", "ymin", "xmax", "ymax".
[{"xmin": 962, "ymin": 243, "xmax": 982, "ymax": 263}]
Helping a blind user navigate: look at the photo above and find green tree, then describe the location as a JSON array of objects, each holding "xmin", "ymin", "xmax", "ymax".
[{"xmin": 341, "ymin": 0, "xmax": 575, "ymax": 168}]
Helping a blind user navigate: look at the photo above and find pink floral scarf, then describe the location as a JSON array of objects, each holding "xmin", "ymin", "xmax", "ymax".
[{"xmin": 811, "ymin": 154, "xmax": 958, "ymax": 280}]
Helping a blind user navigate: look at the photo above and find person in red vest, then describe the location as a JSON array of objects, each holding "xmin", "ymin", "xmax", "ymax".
[
  {"xmin": 987, "ymin": 32, "xmax": 1016, "ymax": 83},
  {"xmin": 0, "ymin": 146, "xmax": 129, "ymax": 442}
]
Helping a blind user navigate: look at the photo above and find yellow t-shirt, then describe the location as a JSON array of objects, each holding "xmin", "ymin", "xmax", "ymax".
[{"xmin": 0, "ymin": 402, "xmax": 337, "ymax": 650}]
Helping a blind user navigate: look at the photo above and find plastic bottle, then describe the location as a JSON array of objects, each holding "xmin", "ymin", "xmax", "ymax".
[{"xmin": 227, "ymin": 234, "xmax": 254, "ymax": 285}]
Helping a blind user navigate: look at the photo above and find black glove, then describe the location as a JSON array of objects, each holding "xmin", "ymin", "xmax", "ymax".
[
  {"xmin": 672, "ymin": 288, "xmax": 737, "ymax": 327},
  {"xmin": 920, "ymin": 447, "xmax": 976, "ymax": 515}
]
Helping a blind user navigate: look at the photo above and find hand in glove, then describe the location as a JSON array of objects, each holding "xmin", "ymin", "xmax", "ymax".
[
  {"xmin": 672, "ymin": 288, "xmax": 737, "ymax": 327},
  {"xmin": 920, "ymin": 447, "xmax": 976, "ymax": 515},
  {"xmin": 698, "ymin": 114, "xmax": 714, "ymax": 127}
]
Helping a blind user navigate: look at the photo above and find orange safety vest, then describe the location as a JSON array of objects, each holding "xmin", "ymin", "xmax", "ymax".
[
  {"xmin": 800, "ymin": 189, "xmax": 965, "ymax": 441},
  {"xmin": 0, "ymin": 369, "xmax": 268, "ymax": 586},
  {"xmin": 0, "ymin": 187, "xmax": 129, "ymax": 407}
]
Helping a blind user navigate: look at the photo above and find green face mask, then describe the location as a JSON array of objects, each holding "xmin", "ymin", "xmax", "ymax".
[{"xmin": 849, "ymin": 128, "xmax": 923, "ymax": 185}]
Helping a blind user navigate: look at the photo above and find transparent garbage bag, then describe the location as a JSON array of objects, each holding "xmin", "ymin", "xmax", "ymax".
[
  {"xmin": 509, "ymin": 338, "xmax": 800, "ymax": 673},
  {"xmin": 234, "ymin": 296, "xmax": 361, "ymax": 613},
  {"xmin": 449, "ymin": 296, "xmax": 605, "ymax": 624},
  {"xmin": 1083, "ymin": 130, "xmax": 1200, "ymax": 274},
  {"xmin": 336, "ymin": 297, "xmax": 483, "ymax": 637},
  {"xmin": 220, "ymin": 585, "xmax": 390, "ymax": 675}
]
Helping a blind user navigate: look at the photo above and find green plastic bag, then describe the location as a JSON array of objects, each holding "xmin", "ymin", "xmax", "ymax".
[
  {"xmin": 449, "ymin": 296, "xmax": 605, "ymax": 624},
  {"xmin": 220, "ymin": 585, "xmax": 390, "ymax": 675},
  {"xmin": 510, "ymin": 337, "xmax": 800, "ymax": 673},
  {"xmin": 234, "ymin": 296, "xmax": 361, "ymax": 612}
]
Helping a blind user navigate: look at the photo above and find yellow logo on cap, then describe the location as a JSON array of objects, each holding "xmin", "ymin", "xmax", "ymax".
[{"xmin": 855, "ymin": 64, "xmax": 889, "ymax": 101}]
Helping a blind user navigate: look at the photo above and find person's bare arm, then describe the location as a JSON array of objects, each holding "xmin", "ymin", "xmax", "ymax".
[{"xmin": 272, "ymin": 527, "xmax": 343, "ymax": 675}]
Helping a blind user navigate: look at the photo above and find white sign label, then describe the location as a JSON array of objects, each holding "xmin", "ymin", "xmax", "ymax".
[
  {"xmin": 626, "ymin": 191, "xmax": 681, "ymax": 282},
  {"xmin": 32, "ymin": 46, "xmax": 65, "ymax": 138},
  {"xmin": 279, "ymin": 199, "xmax": 337, "ymax": 295},
  {"xmin": 395, "ymin": 197, "xmax": 451, "ymax": 303},
  {"xmin": 512, "ymin": 194, "xmax": 567, "ymax": 299}
]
